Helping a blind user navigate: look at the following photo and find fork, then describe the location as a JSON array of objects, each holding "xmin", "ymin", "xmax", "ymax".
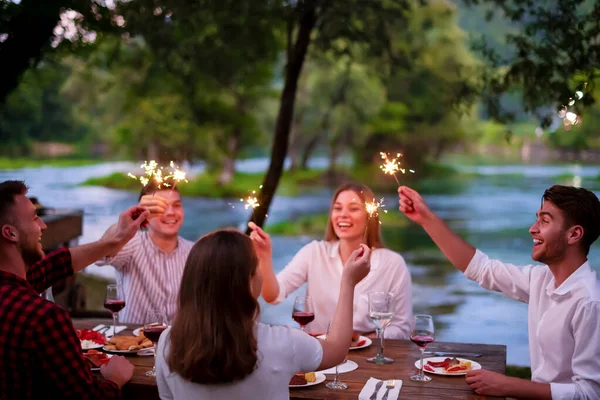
[{"xmin": 381, "ymin": 379, "xmax": 395, "ymax": 400}]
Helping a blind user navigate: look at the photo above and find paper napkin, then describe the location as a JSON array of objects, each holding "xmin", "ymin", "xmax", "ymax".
[{"xmin": 358, "ymin": 377, "xmax": 402, "ymax": 400}]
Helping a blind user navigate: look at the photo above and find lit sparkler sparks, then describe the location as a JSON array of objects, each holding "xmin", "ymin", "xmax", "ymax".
[
  {"xmin": 365, "ymin": 197, "xmax": 387, "ymax": 223},
  {"xmin": 379, "ymin": 152, "xmax": 415, "ymax": 185},
  {"xmin": 239, "ymin": 185, "xmax": 263, "ymax": 210},
  {"xmin": 127, "ymin": 160, "xmax": 188, "ymax": 189}
]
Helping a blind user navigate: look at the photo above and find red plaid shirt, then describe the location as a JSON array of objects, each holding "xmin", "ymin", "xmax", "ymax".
[{"xmin": 0, "ymin": 248, "xmax": 120, "ymax": 399}]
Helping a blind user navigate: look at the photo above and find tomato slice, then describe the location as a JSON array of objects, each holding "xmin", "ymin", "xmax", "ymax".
[
  {"xmin": 424, "ymin": 365, "xmax": 435, "ymax": 372},
  {"xmin": 445, "ymin": 365, "xmax": 467, "ymax": 372}
]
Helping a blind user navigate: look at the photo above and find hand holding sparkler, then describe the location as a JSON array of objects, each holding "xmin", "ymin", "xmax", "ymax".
[{"xmin": 397, "ymin": 186, "xmax": 434, "ymax": 226}]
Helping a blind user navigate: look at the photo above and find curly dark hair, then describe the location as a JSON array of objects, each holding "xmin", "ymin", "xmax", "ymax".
[{"xmin": 542, "ymin": 185, "xmax": 600, "ymax": 255}]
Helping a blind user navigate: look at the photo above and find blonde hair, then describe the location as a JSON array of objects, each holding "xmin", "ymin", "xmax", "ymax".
[{"xmin": 324, "ymin": 182, "xmax": 384, "ymax": 249}]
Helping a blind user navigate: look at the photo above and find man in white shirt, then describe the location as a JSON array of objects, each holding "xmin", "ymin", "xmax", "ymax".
[
  {"xmin": 398, "ymin": 184, "xmax": 600, "ymax": 399},
  {"xmin": 96, "ymin": 180, "xmax": 194, "ymax": 324}
]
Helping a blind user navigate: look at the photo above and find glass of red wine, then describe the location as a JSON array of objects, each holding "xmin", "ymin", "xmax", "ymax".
[
  {"xmin": 144, "ymin": 309, "xmax": 168, "ymax": 377},
  {"xmin": 104, "ymin": 284, "xmax": 126, "ymax": 337},
  {"xmin": 410, "ymin": 314, "xmax": 435, "ymax": 382},
  {"xmin": 292, "ymin": 296, "xmax": 314, "ymax": 332}
]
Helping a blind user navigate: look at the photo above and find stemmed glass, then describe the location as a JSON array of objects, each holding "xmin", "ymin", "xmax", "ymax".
[
  {"xmin": 292, "ymin": 296, "xmax": 314, "ymax": 332},
  {"xmin": 143, "ymin": 309, "xmax": 168, "ymax": 377},
  {"xmin": 367, "ymin": 292, "xmax": 395, "ymax": 364},
  {"xmin": 103, "ymin": 284, "xmax": 126, "ymax": 337},
  {"xmin": 325, "ymin": 322, "xmax": 348, "ymax": 390},
  {"xmin": 410, "ymin": 315, "xmax": 435, "ymax": 382}
]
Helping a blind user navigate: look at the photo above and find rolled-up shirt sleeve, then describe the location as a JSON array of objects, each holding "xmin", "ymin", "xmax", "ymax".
[
  {"xmin": 463, "ymin": 249, "xmax": 536, "ymax": 303},
  {"xmin": 550, "ymin": 301, "xmax": 600, "ymax": 400},
  {"xmin": 273, "ymin": 241, "xmax": 315, "ymax": 305}
]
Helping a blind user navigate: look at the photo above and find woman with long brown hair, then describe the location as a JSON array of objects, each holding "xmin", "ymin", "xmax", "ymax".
[
  {"xmin": 249, "ymin": 182, "xmax": 413, "ymax": 339},
  {"xmin": 155, "ymin": 229, "xmax": 371, "ymax": 399}
]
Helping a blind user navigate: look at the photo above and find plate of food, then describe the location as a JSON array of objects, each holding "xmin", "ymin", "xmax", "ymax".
[
  {"xmin": 289, "ymin": 372, "xmax": 326, "ymax": 388},
  {"xmin": 103, "ymin": 335, "xmax": 153, "ymax": 354},
  {"xmin": 415, "ymin": 357, "xmax": 481, "ymax": 376},
  {"xmin": 84, "ymin": 350, "xmax": 112, "ymax": 371},
  {"xmin": 133, "ymin": 326, "xmax": 171, "ymax": 337},
  {"xmin": 316, "ymin": 332, "xmax": 372, "ymax": 350},
  {"xmin": 76, "ymin": 329, "xmax": 106, "ymax": 351}
]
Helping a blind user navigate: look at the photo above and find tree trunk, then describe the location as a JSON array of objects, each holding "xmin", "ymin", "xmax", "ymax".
[
  {"xmin": 217, "ymin": 126, "xmax": 241, "ymax": 184},
  {"xmin": 0, "ymin": 0, "xmax": 64, "ymax": 104},
  {"xmin": 288, "ymin": 120, "xmax": 302, "ymax": 171},
  {"xmin": 246, "ymin": 5, "xmax": 317, "ymax": 231},
  {"xmin": 299, "ymin": 133, "xmax": 320, "ymax": 170}
]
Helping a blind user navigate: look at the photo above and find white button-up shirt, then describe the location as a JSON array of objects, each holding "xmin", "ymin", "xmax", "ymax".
[
  {"xmin": 465, "ymin": 250, "xmax": 600, "ymax": 400},
  {"xmin": 96, "ymin": 231, "xmax": 194, "ymax": 324},
  {"xmin": 274, "ymin": 240, "xmax": 413, "ymax": 339}
]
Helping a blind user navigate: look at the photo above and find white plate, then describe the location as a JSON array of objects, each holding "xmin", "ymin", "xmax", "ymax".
[
  {"xmin": 81, "ymin": 341, "xmax": 104, "ymax": 351},
  {"xmin": 89, "ymin": 354, "xmax": 113, "ymax": 371},
  {"xmin": 316, "ymin": 359, "xmax": 358, "ymax": 374},
  {"xmin": 133, "ymin": 326, "xmax": 171, "ymax": 337},
  {"xmin": 415, "ymin": 357, "xmax": 482, "ymax": 376},
  {"xmin": 316, "ymin": 335, "xmax": 372, "ymax": 351},
  {"xmin": 289, "ymin": 372, "xmax": 326, "ymax": 388},
  {"xmin": 102, "ymin": 345, "xmax": 153, "ymax": 354}
]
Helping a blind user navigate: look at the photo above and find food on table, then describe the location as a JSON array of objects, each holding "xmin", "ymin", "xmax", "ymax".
[
  {"xmin": 350, "ymin": 332, "xmax": 366, "ymax": 347},
  {"xmin": 85, "ymin": 350, "xmax": 110, "ymax": 368},
  {"xmin": 76, "ymin": 329, "xmax": 106, "ymax": 349},
  {"xmin": 425, "ymin": 357, "xmax": 472, "ymax": 373},
  {"xmin": 289, "ymin": 372, "xmax": 316, "ymax": 386},
  {"xmin": 104, "ymin": 335, "xmax": 152, "ymax": 351}
]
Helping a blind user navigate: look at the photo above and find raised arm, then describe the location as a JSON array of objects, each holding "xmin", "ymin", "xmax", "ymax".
[
  {"xmin": 70, "ymin": 206, "xmax": 148, "ymax": 272},
  {"xmin": 318, "ymin": 245, "xmax": 371, "ymax": 369},
  {"xmin": 248, "ymin": 222, "xmax": 312, "ymax": 304},
  {"xmin": 398, "ymin": 186, "xmax": 475, "ymax": 272}
]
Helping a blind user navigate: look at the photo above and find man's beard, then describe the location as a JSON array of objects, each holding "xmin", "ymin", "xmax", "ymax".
[{"xmin": 21, "ymin": 244, "xmax": 44, "ymax": 268}]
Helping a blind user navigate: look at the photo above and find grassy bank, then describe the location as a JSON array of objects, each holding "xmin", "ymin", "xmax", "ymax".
[
  {"xmin": 82, "ymin": 169, "xmax": 327, "ymax": 198},
  {"xmin": 82, "ymin": 162, "xmax": 472, "ymax": 198},
  {"xmin": 0, "ymin": 157, "xmax": 103, "ymax": 169}
]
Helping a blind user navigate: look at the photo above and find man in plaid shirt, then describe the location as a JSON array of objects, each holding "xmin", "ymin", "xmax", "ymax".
[{"xmin": 0, "ymin": 180, "xmax": 149, "ymax": 399}]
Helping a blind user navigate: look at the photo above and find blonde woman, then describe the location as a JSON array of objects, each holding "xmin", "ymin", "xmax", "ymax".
[{"xmin": 249, "ymin": 182, "xmax": 413, "ymax": 339}]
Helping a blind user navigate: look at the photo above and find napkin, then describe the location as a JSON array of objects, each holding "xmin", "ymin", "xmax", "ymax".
[
  {"xmin": 358, "ymin": 377, "xmax": 402, "ymax": 400},
  {"xmin": 92, "ymin": 324, "xmax": 128, "ymax": 337}
]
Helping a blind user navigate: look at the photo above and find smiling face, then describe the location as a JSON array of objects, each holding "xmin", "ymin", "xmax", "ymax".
[
  {"xmin": 9, "ymin": 195, "xmax": 47, "ymax": 265},
  {"xmin": 147, "ymin": 190, "xmax": 184, "ymax": 238},
  {"xmin": 330, "ymin": 190, "xmax": 368, "ymax": 242},
  {"xmin": 529, "ymin": 200, "xmax": 572, "ymax": 264}
]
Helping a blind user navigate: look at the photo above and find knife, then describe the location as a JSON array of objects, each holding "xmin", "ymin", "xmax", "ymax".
[
  {"xmin": 369, "ymin": 380, "xmax": 383, "ymax": 400},
  {"xmin": 424, "ymin": 351, "xmax": 482, "ymax": 358}
]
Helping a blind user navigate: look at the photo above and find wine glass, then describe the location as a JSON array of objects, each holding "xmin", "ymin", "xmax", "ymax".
[
  {"xmin": 324, "ymin": 322, "xmax": 348, "ymax": 390},
  {"xmin": 103, "ymin": 284, "xmax": 126, "ymax": 337},
  {"xmin": 292, "ymin": 296, "xmax": 314, "ymax": 332},
  {"xmin": 367, "ymin": 292, "xmax": 395, "ymax": 364},
  {"xmin": 144, "ymin": 309, "xmax": 168, "ymax": 377},
  {"xmin": 410, "ymin": 314, "xmax": 435, "ymax": 382}
]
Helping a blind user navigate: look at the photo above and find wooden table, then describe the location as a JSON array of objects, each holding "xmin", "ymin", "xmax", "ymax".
[{"xmin": 74, "ymin": 318, "xmax": 507, "ymax": 399}]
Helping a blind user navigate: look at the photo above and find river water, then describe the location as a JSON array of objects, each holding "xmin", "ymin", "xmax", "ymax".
[{"xmin": 3, "ymin": 160, "xmax": 599, "ymax": 366}]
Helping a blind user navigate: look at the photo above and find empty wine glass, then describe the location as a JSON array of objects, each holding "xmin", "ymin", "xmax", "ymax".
[
  {"xmin": 410, "ymin": 314, "xmax": 435, "ymax": 382},
  {"xmin": 324, "ymin": 321, "xmax": 348, "ymax": 390},
  {"xmin": 367, "ymin": 292, "xmax": 395, "ymax": 364},
  {"xmin": 144, "ymin": 309, "xmax": 168, "ymax": 377},
  {"xmin": 292, "ymin": 296, "xmax": 314, "ymax": 332},
  {"xmin": 103, "ymin": 284, "xmax": 126, "ymax": 337}
]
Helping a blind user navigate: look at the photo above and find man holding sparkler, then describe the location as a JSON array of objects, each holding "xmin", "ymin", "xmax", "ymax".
[
  {"xmin": 96, "ymin": 179, "xmax": 194, "ymax": 324},
  {"xmin": 398, "ymin": 185, "xmax": 600, "ymax": 399},
  {"xmin": 0, "ymin": 180, "xmax": 148, "ymax": 400}
]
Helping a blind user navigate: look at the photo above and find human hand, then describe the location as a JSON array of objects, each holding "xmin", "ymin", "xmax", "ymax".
[
  {"xmin": 100, "ymin": 355, "xmax": 134, "ymax": 389},
  {"xmin": 342, "ymin": 244, "xmax": 371, "ymax": 285},
  {"xmin": 398, "ymin": 186, "xmax": 435, "ymax": 226},
  {"xmin": 465, "ymin": 369, "xmax": 511, "ymax": 397},
  {"xmin": 248, "ymin": 221, "xmax": 273, "ymax": 262}
]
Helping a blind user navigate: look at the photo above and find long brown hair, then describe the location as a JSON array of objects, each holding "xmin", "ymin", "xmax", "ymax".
[
  {"xmin": 324, "ymin": 182, "xmax": 384, "ymax": 249},
  {"xmin": 167, "ymin": 230, "xmax": 260, "ymax": 384}
]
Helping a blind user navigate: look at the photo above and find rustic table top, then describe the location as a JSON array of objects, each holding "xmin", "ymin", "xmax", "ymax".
[{"xmin": 74, "ymin": 318, "xmax": 507, "ymax": 400}]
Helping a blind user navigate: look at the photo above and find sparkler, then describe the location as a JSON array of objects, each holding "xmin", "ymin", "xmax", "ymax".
[
  {"xmin": 127, "ymin": 160, "xmax": 188, "ymax": 190},
  {"xmin": 363, "ymin": 197, "xmax": 387, "ymax": 243},
  {"xmin": 379, "ymin": 152, "xmax": 415, "ymax": 186}
]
